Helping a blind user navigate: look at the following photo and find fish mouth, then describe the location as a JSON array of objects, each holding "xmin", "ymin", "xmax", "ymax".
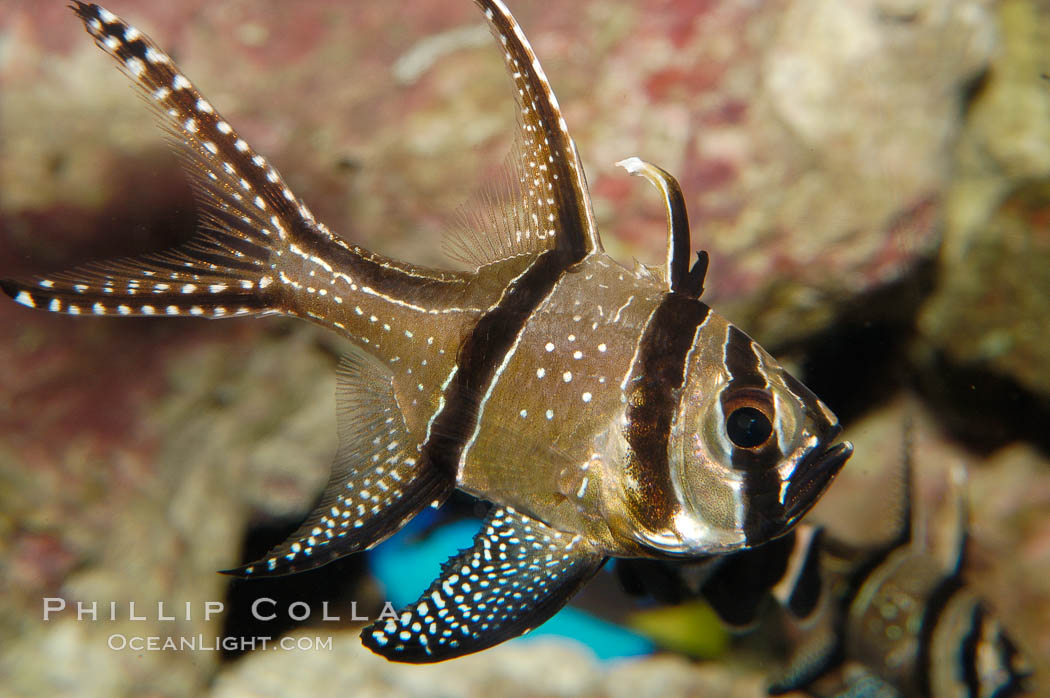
[{"xmin": 782, "ymin": 440, "xmax": 853, "ymax": 525}]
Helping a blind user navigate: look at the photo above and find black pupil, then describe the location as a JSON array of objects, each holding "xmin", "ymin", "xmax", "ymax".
[{"xmin": 726, "ymin": 407, "xmax": 773, "ymax": 448}]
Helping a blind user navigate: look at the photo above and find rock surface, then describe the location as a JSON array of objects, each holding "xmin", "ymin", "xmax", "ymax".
[
  {"xmin": 0, "ymin": 320, "xmax": 344, "ymax": 697},
  {"xmin": 918, "ymin": 0, "xmax": 1050, "ymax": 397},
  {"xmin": 210, "ymin": 634, "xmax": 774, "ymax": 698}
]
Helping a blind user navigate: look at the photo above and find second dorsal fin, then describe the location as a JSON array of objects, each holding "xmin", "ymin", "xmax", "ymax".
[
  {"xmin": 443, "ymin": 142, "xmax": 561, "ymax": 269},
  {"xmin": 444, "ymin": 1, "xmax": 605, "ymax": 269}
]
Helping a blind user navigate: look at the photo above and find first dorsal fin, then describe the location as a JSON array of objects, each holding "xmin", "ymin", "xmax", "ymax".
[
  {"xmin": 224, "ymin": 350, "xmax": 452, "ymax": 576},
  {"xmin": 616, "ymin": 157, "xmax": 707, "ymax": 297},
  {"xmin": 361, "ymin": 506, "xmax": 605, "ymax": 662}
]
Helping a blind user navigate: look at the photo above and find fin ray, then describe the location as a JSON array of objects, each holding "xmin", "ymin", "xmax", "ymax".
[
  {"xmin": 443, "ymin": 144, "xmax": 559, "ymax": 268},
  {"xmin": 224, "ymin": 350, "xmax": 453, "ymax": 577},
  {"xmin": 2, "ymin": 239, "xmax": 270, "ymax": 319},
  {"xmin": 71, "ymin": 2, "xmax": 318, "ymax": 234}
]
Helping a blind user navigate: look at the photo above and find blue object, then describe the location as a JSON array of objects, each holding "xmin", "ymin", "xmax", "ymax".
[{"xmin": 368, "ymin": 510, "xmax": 655, "ymax": 660}]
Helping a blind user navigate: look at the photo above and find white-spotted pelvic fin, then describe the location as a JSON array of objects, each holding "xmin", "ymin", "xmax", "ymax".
[
  {"xmin": 616, "ymin": 157, "xmax": 708, "ymax": 297},
  {"xmin": 361, "ymin": 506, "xmax": 605, "ymax": 662}
]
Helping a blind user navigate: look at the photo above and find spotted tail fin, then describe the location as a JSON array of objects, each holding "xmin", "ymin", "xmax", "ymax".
[{"xmin": 2, "ymin": 3, "xmax": 326, "ymax": 319}]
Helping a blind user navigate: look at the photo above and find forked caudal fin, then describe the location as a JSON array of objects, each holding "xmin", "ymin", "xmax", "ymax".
[{"xmin": 2, "ymin": 3, "xmax": 330, "ymax": 321}]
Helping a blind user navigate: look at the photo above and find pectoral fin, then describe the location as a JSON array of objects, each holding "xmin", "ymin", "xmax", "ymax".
[
  {"xmin": 224, "ymin": 350, "xmax": 452, "ymax": 576},
  {"xmin": 362, "ymin": 506, "xmax": 605, "ymax": 662}
]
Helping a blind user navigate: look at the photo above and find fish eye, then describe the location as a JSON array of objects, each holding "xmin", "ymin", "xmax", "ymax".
[
  {"xmin": 722, "ymin": 389, "xmax": 775, "ymax": 449},
  {"xmin": 726, "ymin": 407, "xmax": 773, "ymax": 449}
]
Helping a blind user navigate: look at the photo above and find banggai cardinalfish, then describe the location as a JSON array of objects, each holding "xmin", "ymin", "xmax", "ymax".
[{"xmin": 2, "ymin": 0, "xmax": 852, "ymax": 662}]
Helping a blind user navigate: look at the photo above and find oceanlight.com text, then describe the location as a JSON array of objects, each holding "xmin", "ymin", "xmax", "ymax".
[{"xmin": 107, "ymin": 634, "xmax": 334, "ymax": 652}]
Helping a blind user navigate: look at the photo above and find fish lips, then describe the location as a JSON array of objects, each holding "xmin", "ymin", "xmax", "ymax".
[{"xmin": 781, "ymin": 439, "xmax": 853, "ymax": 526}]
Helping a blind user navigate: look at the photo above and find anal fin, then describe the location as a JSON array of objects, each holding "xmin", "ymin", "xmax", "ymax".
[
  {"xmin": 224, "ymin": 350, "xmax": 452, "ymax": 576},
  {"xmin": 362, "ymin": 506, "xmax": 606, "ymax": 663}
]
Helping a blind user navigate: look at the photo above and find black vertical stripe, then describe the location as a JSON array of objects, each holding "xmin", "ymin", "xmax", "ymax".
[
  {"xmin": 622, "ymin": 293, "xmax": 711, "ymax": 537},
  {"xmin": 721, "ymin": 327, "xmax": 785, "ymax": 544},
  {"xmin": 422, "ymin": 249, "xmax": 574, "ymax": 480},
  {"xmin": 740, "ymin": 473, "xmax": 784, "ymax": 544},
  {"xmin": 785, "ymin": 527, "xmax": 825, "ymax": 618},
  {"xmin": 956, "ymin": 604, "xmax": 1029, "ymax": 698},
  {"xmin": 992, "ymin": 624, "xmax": 1031, "ymax": 697},
  {"xmin": 723, "ymin": 326, "xmax": 766, "ymax": 389},
  {"xmin": 720, "ymin": 330, "xmax": 777, "ymax": 473}
]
